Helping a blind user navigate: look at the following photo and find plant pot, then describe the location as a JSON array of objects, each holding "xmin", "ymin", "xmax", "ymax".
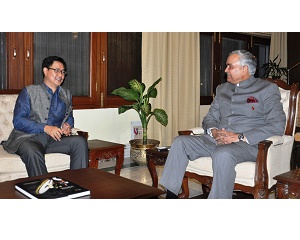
[{"xmin": 129, "ymin": 139, "xmax": 160, "ymax": 165}]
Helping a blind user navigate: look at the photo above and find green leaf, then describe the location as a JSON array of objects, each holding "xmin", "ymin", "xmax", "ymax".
[
  {"xmin": 131, "ymin": 103, "xmax": 139, "ymax": 111},
  {"xmin": 147, "ymin": 77, "xmax": 161, "ymax": 98},
  {"xmin": 141, "ymin": 103, "xmax": 151, "ymax": 116},
  {"xmin": 147, "ymin": 88, "xmax": 157, "ymax": 98},
  {"xmin": 153, "ymin": 108, "xmax": 168, "ymax": 126},
  {"xmin": 111, "ymin": 88, "xmax": 139, "ymax": 101},
  {"xmin": 118, "ymin": 105, "xmax": 134, "ymax": 114},
  {"xmin": 128, "ymin": 79, "xmax": 145, "ymax": 94}
]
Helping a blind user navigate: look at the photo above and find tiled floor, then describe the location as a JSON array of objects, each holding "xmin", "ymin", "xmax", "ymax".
[
  {"xmin": 98, "ymin": 157, "xmax": 203, "ymax": 198},
  {"xmin": 98, "ymin": 156, "xmax": 276, "ymax": 199}
]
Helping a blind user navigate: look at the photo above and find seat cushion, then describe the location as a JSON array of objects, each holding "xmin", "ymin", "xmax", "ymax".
[
  {"xmin": 186, "ymin": 157, "xmax": 256, "ymax": 187},
  {"xmin": 0, "ymin": 145, "xmax": 70, "ymax": 182}
]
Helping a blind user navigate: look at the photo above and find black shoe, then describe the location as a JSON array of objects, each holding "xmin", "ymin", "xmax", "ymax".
[{"xmin": 166, "ymin": 190, "xmax": 178, "ymax": 199}]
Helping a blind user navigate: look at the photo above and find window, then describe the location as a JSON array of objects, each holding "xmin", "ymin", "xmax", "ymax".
[
  {"xmin": 0, "ymin": 32, "xmax": 142, "ymax": 109},
  {"xmin": 33, "ymin": 32, "xmax": 91, "ymax": 97},
  {"xmin": 101, "ymin": 32, "xmax": 142, "ymax": 107}
]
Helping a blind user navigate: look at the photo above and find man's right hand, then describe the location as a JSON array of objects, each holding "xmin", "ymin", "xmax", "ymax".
[
  {"xmin": 44, "ymin": 125, "xmax": 63, "ymax": 141},
  {"xmin": 214, "ymin": 128, "xmax": 242, "ymax": 145}
]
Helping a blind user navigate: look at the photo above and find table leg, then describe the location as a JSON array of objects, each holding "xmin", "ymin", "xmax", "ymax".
[
  {"xmin": 88, "ymin": 147, "xmax": 125, "ymax": 175},
  {"xmin": 276, "ymin": 182, "xmax": 284, "ymax": 199},
  {"xmin": 276, "ymin": 182, "xmax": 290, "ymax": 199},
  {"xmin": 88, "ymin": 151, "xmax": 98, "ymax": 168},
  {"xmin": 115, "ymin": 148, "xmax": 124, "ymax": 176},
  {"xmin": 147, "ymin": 159, "xmax": 158, "ymax": 187}
]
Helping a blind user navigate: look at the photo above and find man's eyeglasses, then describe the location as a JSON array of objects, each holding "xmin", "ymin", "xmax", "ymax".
[{"xmin": 48, "ymin": 67, "xmax": 67, "ymax": 75}]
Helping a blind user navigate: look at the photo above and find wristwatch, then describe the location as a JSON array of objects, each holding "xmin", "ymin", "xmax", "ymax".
[
  {"xmin": 206, "ymin": 128, "xmax": 212, "ymax": 137},
  {"xmin": 238, "ymin": 133, "xmax": 244, "ymax": 142}
]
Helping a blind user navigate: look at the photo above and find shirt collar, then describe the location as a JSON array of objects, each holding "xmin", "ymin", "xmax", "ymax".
[
  {"xmin": 236, "ymin": 76, "xmax": 256, "ymax": 88},
  {"xmin": 42, "ymin": 82, "xmax": 60, "ymax": 95}
]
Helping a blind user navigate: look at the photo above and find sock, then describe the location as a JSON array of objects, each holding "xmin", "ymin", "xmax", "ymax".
[{"xmin": 166, "ymin": 189, "xmax": 178, "ymax": 199}]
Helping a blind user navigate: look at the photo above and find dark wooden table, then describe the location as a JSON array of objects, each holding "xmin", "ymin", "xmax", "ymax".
[
  {"xmin": 0, "ymin": 168, "xmax": 164, "ymax": 199},
  {"xmin": 274, "ymin": 168, "xmax": 300, "ymax": 199},
  {"xmin": 88, "ymin": 139, "xmax": 125, "ymax": 175},
  {"xmin": 146, "ymin": 148, "xmax": 169, "ymax": 187}
]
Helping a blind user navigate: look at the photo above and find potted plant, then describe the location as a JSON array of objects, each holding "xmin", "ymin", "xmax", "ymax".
[
  {"xmin": 262, "ymin": 55, "xmax": 288, "ymax": 80},
  {"xmin": 111, "ymin": 77, "xmax": 168, "ymax": 165}
]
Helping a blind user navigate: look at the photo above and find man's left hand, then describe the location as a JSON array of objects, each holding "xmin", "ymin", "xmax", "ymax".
[
  {"xmin": 61, "ymin": 122, "xmax": 72, "ymax": 136},
  {"xmin": 214, "ymin": 128, "xmax": 240, "ymax": 145}
]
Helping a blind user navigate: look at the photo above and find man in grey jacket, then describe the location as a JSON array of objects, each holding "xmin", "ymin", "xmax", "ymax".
[
  {"xmin": 159, "ymin": 50, "xmax": 286, "ymax": 199},
  {"xmin": 3, "ymin": 56, "xmax": 88, "ymax": 177}
]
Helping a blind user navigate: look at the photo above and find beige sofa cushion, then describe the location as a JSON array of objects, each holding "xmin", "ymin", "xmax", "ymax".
[
  {"xmin": 0, "ymin": 94, "xmax": 18, "ymax": 143},
  {"xmin": 0, "ymin": 145, "xmax": 70, "ymax": 182}
]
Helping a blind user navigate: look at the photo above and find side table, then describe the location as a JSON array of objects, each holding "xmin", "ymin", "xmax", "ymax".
[
  {"xmin": 88, "ymin": 139, "xmax": 125, "ymax": 175},
  {"xmin": 146, "ymin": 148, "xmax": 169, "ymax": 187},
  {"xmin": 274, "ymin": 168, "xmax": 300, "ymax": 199}
]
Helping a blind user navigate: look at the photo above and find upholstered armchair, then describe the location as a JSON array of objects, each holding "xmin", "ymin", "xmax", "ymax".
[{"xmin": 178, "ymin": 79, "xmax": 299, "ymax": 199}]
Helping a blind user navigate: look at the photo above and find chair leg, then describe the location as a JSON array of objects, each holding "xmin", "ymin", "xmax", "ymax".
[{"xmin": 202, "ymin": 184, "xmax": 211, "ymax": 194}]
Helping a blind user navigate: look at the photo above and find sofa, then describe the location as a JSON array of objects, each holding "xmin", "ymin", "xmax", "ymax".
[{"xmin": 0, "ymin": 94, "xmax": 87, "ymax": 183}]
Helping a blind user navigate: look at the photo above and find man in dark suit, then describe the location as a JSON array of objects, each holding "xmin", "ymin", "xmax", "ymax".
[{"xmin": 160, "ymin": 50, "xmax": 286, "ymax": 199}]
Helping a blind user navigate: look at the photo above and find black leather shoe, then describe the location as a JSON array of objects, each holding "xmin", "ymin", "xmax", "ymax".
[{"xmin": 166, "ymin": 190, "xmax": 178, "ymax": 199}]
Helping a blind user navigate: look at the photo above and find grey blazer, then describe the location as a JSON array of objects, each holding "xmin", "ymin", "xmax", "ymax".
[
  {"xmin": 3, "ymin": 83, "xmax": 72, "ymax": 154},
  {"xmin": 202, "ymin": 76, "xmax": 286, "ymax": 155}
]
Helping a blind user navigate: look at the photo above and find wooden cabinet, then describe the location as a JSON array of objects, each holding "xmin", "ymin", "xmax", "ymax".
[{"xmin": 1, "ymin": 32, "xmax": 33, "ymax": 92}]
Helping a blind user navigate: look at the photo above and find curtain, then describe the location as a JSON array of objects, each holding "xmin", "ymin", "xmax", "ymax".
[
  {"xmin": 142, "ymin": 32, "xmax": 200, "ymax": 146},
  {"xmin": 270, "ymin": 32, "xmax": 287, "ymax": 68}
]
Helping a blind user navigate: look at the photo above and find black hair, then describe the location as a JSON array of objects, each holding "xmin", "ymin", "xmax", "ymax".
[{"xmin": 42, "ymin": 56, "xmax": 67, "ymax": 77}]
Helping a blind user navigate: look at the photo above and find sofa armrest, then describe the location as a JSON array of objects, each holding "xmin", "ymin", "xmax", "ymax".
[
  {"xmin": 72, "ymin": 128, "xmax": 89, "ymax": 139},
  {"xmin": 266, "ymin": 135, "xmax": 284, "ymax": 146},
  {"xmin": 178, "ymin": 130, "xmax": 193, "ymax": 135},
  {"xmin": 189, "ymin": 127, "xmax": 205, "ymax": 135},
  {"xmin": 178, "ymin": 127, "xmax": 205, "ymax": 136},
  {"xmin": 255, "ymin": 134, "xmax": 294, "ymax": 194}
]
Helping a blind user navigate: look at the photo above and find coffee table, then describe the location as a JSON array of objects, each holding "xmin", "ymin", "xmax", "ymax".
[
  {"xmin": 88, "ymin": 139, "xmax": 125, "ymax": 175},
  {"xmin": 0, "ymin": 168, "xmax": 164, "ymax": 199}
]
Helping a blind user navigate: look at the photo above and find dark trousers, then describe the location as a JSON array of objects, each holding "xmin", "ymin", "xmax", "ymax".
[{"xmin": 16, "ymin": 134, "xmax": 89, "ymax": 177}]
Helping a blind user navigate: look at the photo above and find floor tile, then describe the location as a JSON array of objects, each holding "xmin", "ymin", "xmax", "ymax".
[
  {"xmin": 98, "ymin": 157, "xmax": 202, "ymax": 198},
  {"xmin": 98, "ymin": 157, "xmax": 275, "ymax": 199}
]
